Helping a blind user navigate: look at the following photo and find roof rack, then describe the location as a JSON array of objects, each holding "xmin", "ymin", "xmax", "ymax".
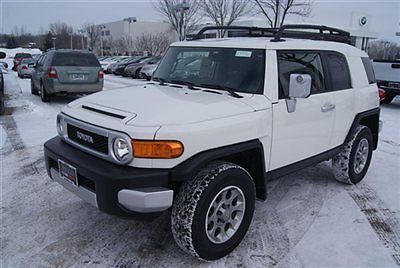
[
  {"xmin": 191, "ymin": 26, "xmax": 278, "ymax": 40},
  {"xmin": 272, "ymin": 24, "xmax": 350, "ymax": 44},
  {"xmin": 191, "ymin": 24, "xmax": 351, "ymax": 44}
]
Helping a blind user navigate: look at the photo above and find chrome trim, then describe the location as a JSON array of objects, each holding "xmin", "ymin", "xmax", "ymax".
[
  {"xmin": 118, "ymin": 188, "xmax": 173, "ymax": 213},
  {"xmin": 58, "ymin": 113, "xmax": 133, "ymax": 165},
  {"xmin": 50, "ymin": 168, "xmax": 98, "ymax": 208}
]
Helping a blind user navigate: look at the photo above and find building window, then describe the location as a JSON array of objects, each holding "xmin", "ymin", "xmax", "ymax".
[{"xmin": 105, "ymin": 30, "xmax": 110, "ymax": 36}]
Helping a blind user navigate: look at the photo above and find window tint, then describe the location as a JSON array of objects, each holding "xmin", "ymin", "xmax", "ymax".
[
  {"xmin": 278, "ymin": 52, "xmax": 325, "ymax": 98},
  {"xmin": 361, "ymin": 57, "xmax": 376, "ymax": 84},
  {"xmin": 154, "ymin": 47, "xmax": 265, "ymax": 94},
  {"xmin": 52, "ymin": 52, "xmax": 100, "ymax": 67},
  {"xmin": 326, "ymin": 53, "xmax": 351, "ymax": 90}
]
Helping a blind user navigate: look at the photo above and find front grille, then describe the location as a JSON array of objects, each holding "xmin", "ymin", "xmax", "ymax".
[{"xmin": 67, "ymin": 124, "xmax": 108, "ymax": 154}]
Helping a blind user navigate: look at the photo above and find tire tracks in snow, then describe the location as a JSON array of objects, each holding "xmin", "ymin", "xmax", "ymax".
[{"xmin": 347, "ymin": 182, "xmax": 400, "ymax": 265}]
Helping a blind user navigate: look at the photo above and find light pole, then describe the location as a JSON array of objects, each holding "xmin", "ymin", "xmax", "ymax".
[
  {"xmin": 78, "ymin": 29, "xmax": 86, "ymax": 49},
  {"xmin": 70, "ymin": 33, "xmax": 73, "ymax": 49},
  {"xmin": 98, "ymin": 24, "xmax": 106, "ymax": 56},
  {"xmin": 123, "ymin": 17, "xmax": 137, "ymax": 56},
  {"xmin": 173, "ymin": 0, "xmax": 190, "ymax": 41},
  {"xmin": 52, "ymin": 37, "xmax": 57, "ymax": 49}
]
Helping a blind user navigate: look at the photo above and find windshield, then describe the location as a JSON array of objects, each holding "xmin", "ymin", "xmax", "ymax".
[{"xmin": 153, "ymin": 46, "xmax": 265, "ymax": 94}]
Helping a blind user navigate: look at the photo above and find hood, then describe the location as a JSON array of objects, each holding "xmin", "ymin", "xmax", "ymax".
[{"xmin": 65, "ymin": 83, "xmax": 258, "ymax": 127}]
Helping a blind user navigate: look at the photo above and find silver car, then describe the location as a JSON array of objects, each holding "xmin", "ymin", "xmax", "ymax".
[
  {"xmin": 140, "ymin": 62, "xmax": 160, "ymax": 81},
  {"xmin": 17, "ymin": 58, "xmax": 35, "ymax": 78}
]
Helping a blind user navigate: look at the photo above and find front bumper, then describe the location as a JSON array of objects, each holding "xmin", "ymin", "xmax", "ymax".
[{"xmin": 44, "ymin": 137, "xmax": 173, "ymax": 220}]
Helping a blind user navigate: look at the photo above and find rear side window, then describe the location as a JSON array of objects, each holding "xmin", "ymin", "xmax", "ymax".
[
  {"xmin": 278, "ymin": 52, "xmax": 326, "ymax": 98},
  {"xmin": 361, "ymin": 57, "xmax": 376, "ymax": 84},
  {"xmin": 52, "ymin": 52, "xmax": 100, "ymax": 67},
  {"xmin": 326, "ymin": 53, "xmax": 352, "ymax": 90}
]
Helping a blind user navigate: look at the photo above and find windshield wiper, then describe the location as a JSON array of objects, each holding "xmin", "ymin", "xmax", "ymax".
[
  {"xmin": 198, "ymin": 84, "xmax": 243, "ymax": 98},
  {"xmin": 169, "ymin": 80, "xmax": 200, "ymax": 90},
  {"xmin": 152, "ymin": 77, "xmax": 166, "ymax": 85}
]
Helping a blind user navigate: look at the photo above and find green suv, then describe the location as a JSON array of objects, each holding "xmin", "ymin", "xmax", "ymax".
[{"xmin": 31, "ymin": 49, "xmax": 104, "ymax": 102}]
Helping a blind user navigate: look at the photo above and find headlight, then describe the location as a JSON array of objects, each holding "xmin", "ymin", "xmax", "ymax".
[
  {"xmin": 113, "ymin": 137, "xmax": 130, "ymax": 161},
  {"xmin": 56, "ymin": 114, "xmax": 64, "ymax": 136}
]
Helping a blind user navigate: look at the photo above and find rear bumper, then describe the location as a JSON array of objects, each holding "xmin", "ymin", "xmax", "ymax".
[
  {"xmin": 44, "ymin": 137, "xmax": 173, "ymax": 220},
  {"xmin": 45, "ymin": 80, "xmax": 103, "ymax": 94}
]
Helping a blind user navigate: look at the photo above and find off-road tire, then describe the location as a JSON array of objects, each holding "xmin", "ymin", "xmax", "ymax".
[
  {"xmin": 31, "ymin": 79, "xmax": 39, "ymax": 95},
  {"xmin": 332, "ymin": 125, "xmax": 373, "ymax": 184},
  {"xmin": 40, "ymin": 83, "xmax": 50, "ymax": 102},
  {"xmin": 171, "ymin": 161, "xmax": 255, "ymax": 260}
]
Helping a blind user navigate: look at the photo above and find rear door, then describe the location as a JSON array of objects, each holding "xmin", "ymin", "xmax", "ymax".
[
  {"xmin": 51, "ymin": 52, "xmax": 100, "ymax": 84},
  {"xmin": 270, "ymin": 50, "xmax": 335, "ymax": 170}
]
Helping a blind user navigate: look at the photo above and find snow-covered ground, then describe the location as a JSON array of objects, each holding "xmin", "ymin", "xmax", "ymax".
[{"xmin": 1, "ymin": 68, "xmax": 399, "ymax": 267}]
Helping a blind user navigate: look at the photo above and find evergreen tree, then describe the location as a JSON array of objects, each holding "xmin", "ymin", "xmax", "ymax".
[
  {"xmin": 6, "ymin": 36, "xmax": 18, "ymax": 48},
  {"xmin": 42, "ymin": 31, "xmax": 53, "ymax": 51}
]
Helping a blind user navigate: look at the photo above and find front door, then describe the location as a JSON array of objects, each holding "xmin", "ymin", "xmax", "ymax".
[{"xmin": 269, "ymin": 51, "xmax": 335, "ymax": 170}]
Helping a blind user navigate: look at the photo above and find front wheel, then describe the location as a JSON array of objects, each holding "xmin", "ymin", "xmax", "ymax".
[
  {"xmin": 171, "ymin": 161, "xmax": 255, "ymax": 260},
  {"xmin": 332, "ymin": 125, "xmax": 373, "ymax": 184}
]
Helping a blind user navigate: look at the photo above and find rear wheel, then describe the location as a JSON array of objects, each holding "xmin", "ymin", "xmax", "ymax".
[
  {"xmin": 332, "ymin": 125, "xmax": 373, "ymax": 184},
  {"xmin": 40, "ymin": 83, "xmax": 50, "ymax": 102},
  {"xmin": 171, "ymin": 161, "xmax": 255, "ymax": 260},
  {"xmin": 30, "ymin": 79, "xmax": 39, "ymax": 95}
]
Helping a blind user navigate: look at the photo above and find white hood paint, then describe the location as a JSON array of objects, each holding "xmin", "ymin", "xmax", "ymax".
[{"xmin": 64, "ymin": 84, "xmax": 262, "ymax": 127}]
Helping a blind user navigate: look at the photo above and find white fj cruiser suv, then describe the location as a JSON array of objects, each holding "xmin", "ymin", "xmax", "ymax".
[{"xmin": 44, "ymin": 25, "xmax": 380, "ymax": 260}]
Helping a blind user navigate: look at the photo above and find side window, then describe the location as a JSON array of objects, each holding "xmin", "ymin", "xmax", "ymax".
[
  {"xmin": 36, "ymin": 55, "xmax": 43, "ymax": 66},
  {"xmin": 361, "ymin": 57, "xmax": 376, "ymax": 84},
  {"xmin": 278, "ymin": 52, "xmax": 325, "ymax": 99},
  {"xmin": 326, "ymin": 53, "xmax": 352, "ymax": 91}
]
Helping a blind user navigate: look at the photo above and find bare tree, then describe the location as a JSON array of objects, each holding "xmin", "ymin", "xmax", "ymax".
[
  {"xmin": 153, "ymin": 0, "xmax": 201, "ymax": 41},
  {"xmin": 251, "ymin": 0, "xmax": 312, "ymax": 28},
  {"xmin": 135, "ymin": 32, "xmax": 172, "ymax": 56},
  {"xmin": 49, "ymin": 22, "xmax": 73, "ymax": 48},
  {"xmin": 200, "ymin": 0, "xmax": 250, "ymax": 37},
  {"xmin": 83, "ymin": 23, "xmax": 101, "ymax": 51}
]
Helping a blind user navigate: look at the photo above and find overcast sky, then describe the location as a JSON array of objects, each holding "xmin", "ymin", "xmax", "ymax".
[{"xmin": 1, "ymin": 0, "xmax": 399, "ymax": 43}]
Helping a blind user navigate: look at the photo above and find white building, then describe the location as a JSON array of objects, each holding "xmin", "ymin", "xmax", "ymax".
[{"xmin": 97, "ymin": 18, "xmax": 176, "ymax": 55}]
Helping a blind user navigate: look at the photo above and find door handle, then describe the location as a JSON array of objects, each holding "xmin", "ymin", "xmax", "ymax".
[{"xmin": 321, "ymin": 104, "xmax": 336, "ymax": 112}]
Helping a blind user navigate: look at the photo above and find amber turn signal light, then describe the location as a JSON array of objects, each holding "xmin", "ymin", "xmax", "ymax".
[{"xmin": 132, "ymin": 140, "xmax": 184, "ymax": 159}]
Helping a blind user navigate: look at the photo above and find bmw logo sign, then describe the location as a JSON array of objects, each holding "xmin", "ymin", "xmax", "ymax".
[{"xmin": 359, "ymin": 16, "xmax": 368, "ymax": 26}]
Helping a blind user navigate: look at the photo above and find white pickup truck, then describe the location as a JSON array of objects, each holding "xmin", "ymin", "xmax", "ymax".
[
  {"xmin": 44, "ymin": 25, "xmax": 380, "ymax": 260},
  {"xmin": 373, "ymin": 60, "xmax": 400, "ymax": 104}
]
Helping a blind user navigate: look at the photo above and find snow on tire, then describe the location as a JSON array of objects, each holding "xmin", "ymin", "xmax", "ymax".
[
  {"xmin": 171, "ymin": 161, "xmax": 255, "ymax": 260},
  {"xmin": 332, "ymin": 125, "xmax": 373, "ymax": 185}
]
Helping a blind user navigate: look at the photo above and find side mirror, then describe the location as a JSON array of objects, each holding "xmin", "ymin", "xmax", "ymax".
[
  {"xmin": 286, "ymin": 74, "xmax": 312, "ymax": 113},
  {"xmin": 28, "ymin": 63, "xmax": 35, "ymax": 68}
]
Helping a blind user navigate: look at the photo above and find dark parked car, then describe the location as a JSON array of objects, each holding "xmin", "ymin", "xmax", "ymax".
[
  {"xmin": 31, "ymin": 49, "xmax": 104, "ymax": 102},
  {"xmin": 113, "ymin": 56, "xmax": 148, "ymax": 76},
  {"xmin": 13, "ymin": 53, "xmax": 32, "ymax": 71},
  {"xmin": 125, "ymin": 57, "xmax": 161, "ymax": 78},
  {"xmin": 0, "ymin": 51, "xmax": 6, "ymax": 115}
]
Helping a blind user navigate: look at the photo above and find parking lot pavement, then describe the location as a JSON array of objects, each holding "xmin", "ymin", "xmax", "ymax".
[{"xmin": 1, "ymin": 71, "xmax": 399, "ymax": 267}]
